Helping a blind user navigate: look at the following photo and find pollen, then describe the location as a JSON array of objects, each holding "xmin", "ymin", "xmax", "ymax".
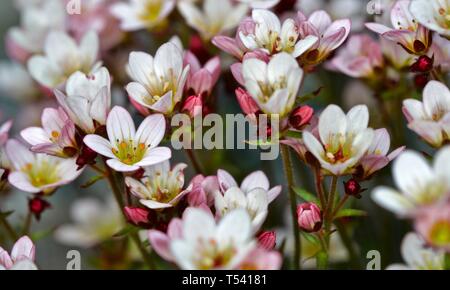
[{"xmin": 51, "ymin": 131, "xmax": 60, "ymax": 139}]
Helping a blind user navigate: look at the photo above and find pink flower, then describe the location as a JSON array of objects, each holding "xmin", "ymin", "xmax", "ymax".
[
  {"xmin": 186, "ymin": 174, "xmax": 219, "ymax": 207},
  {"xmin": 124, "ymin": 206, "xmax": 149, "ymax": 226},
  {"xmin": 296, "ymin": 10, "xmax": 351, "ymax": 67},
  {"xmin": 257, "ymin": 231, "xmax": 276, "ymax": 250},
  {"xmin": 212, "ymin": 17, "xmax": 256, "ymax": 60},
  {"xmin": 297, "ymin": 202, "xmax": 322, "ymax": 233},
  {"xmin": 415, "ymin": 202, "xmax": 450, "ymax": 252},
  {"xmin": 68, "ymin": 0, "xmax": 124, "ymax": 51},
  {"xmin": 0, "ymin": 120, "xmax": 12, "ymax": 147},
  {"xmin": 0, "ymin": 236, "xmax": 37, "ymax": 270},
  {"xmin": 21, "ymin": 107, "xmax": 78, "ymax": 158},
  {"xmin": 358, "ymin": 128, "xmax": 405, "ymax": 179},
  {"xmin": 238, "ymin": 247, "xmax": 282, "ymax": 270},
  {"xmin": 184, "ymin": 52, "xmax": 221, "ymax": 97},
  {"xmin": 148, "ymin": 206, "xmax": 214, "ymax": 263},
  {"xmin": 182, "ymin": 95, "xmax": 204, "ymax": 118},
  {"xmin": 84, "ymin": 106, "xmax": 171, "ymax": 172},
  {"xmin": 366, "ymin": 0, "xmax": 431, "ymax": 55},
  {"xmin": 330, "ymin": 34, "xmax": 383, "ymax": 78}
]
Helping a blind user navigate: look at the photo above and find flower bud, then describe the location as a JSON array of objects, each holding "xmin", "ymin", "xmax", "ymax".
[
  {"xmin": 411, "ymin": 55, "xmax": 434, "ymax": 73},
  {"xmin": 297, "ymin": 203, "xmax": 322, "ymax": 233},
  {"xmin": 76, "ymin": 145, "xmax": 98, "ymax": 169},
  {"xmin": 28, "ymin": 197, "xmax": 51, "ymax": 220},
  {"xmin": 344, "ymin": 178, "xmax": 363, "ymax": 198},
  {"xmin": 257, "ymin": 231, "xmax": 276, "ymax": 250},
  {"xmin": 124, "ymin": 207, "xmax": 149, "ymax": 227},
  {"xmin": 235, "ymin": 88, "xmax": 260, "ymax": 116},
  {"xmin": 182, "ymin": 95, "xmax": 203, "ymax": 118},
  {"xmin": 289, "ymin": 106, "xmax": 314, "ymax": 130},
  {"xmin": 414, "ymin": 74, "xmax": 429, "ymax": 89}
]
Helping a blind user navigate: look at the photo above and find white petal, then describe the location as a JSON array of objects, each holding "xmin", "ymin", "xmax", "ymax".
[
  {"xmin": 241, "ymin": 170, "xmax": 270, "ymax": 192},
  {"xmin": 106, "ymin": 106, "xmax": 136, "ymax": 144},
  {"xmin": 216, "ymin": 209, "xmax": 252, "ymax": 245},
  {"xmin": 83, "ymin": 135, "xmax": 115, "ymax": 158},
  {"xmin": 371, "ymin": 186, "xmax": 415, "ymax": 216}
]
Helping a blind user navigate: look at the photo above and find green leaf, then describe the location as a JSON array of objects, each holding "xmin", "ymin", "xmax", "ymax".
[
  {"xmin": 293, "ymin": 187, "xmax": 319, "ymax": 204},
  {"xmin": 81, "ymin": 175, "xmax": 105, "ymax": 189},
  {"xmin": 30, "ymin": 227, "xmax": 57, "ymax": 241},
  {"xmin": 0, "ymin": 211, "xmax": 14, "ymax": 218},
  {"xmin": 285, "ymin": 130, "xmax": 303, "ymax": 139},
  {"xmin": 301, "ymin": 232, "xmax": 320, "ymax": 246},
  {"xmin": 334, "ymin": 209, "xmax": 367, "ymax": 219}
]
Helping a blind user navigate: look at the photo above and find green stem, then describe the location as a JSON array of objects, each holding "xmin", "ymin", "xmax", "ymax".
[
  {"xmin": 185, "ymin": 149, "xmax": 205, "ymax": 175},
  {"xmin": 316, "ymin": 250, "xmax": 329, "ymax": 270},
  {"xmin": 335, "ymin": 221, "xmax": 361, "ymax": 269},
  {"xmin": 102, "ymin": 159, "xmax": 155, "ymax": 270},
  {"xmin": 0, "ymin": 214, "xmax": 18, "ymax": 241},
  {"xmin": 313, "ymin": 167, "xmax": 326, "ymax": 208},
  {"xmin": 281, "ymin": 145, "xmax": 301, "ymax": 270},
  {"xmin": 331, "ymin": 195, "xmax": 349, "ymax": 220},
  {"xmin": 22, "ymin": 212, "xmax": 32, "ymax": 236},
  {"xmin": 325, "ymin": 176, "xmax": 338, "ymax": 219}
]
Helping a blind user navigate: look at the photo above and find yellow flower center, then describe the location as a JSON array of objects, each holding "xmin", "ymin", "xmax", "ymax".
[
  {"xmin": 429, "ymin": 220, "xmax": 450, "ymax": 247},
  {"xmin": 111, "ymin": 140, "xmax": 148, "ymax": 165},
  {"xmin": 139, "ymin": 0, "xmax": 163, "ymax": 23},
  {"xmin": 22, "ymin": 161, "xmax": 60, "ymax": 188},
  {"xmin": 194, "ymin": 239, "xmax": 236, "ymax": 270}
]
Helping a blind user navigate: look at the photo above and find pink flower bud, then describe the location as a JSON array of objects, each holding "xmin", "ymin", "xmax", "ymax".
[
  {"xmin": 182, "ymin": 95, "xmax": 203, "ymax": 118},
  {"xmin": 258, "ymin": 231, "xmax": 276, "ymax": 250},
  {"xmin": 289, "ymin": 106, "xmax": 314, "ymax": 130},
  {"xmin": 411, "ymin": 55, "xmax": 434, "ymax": 73},
  {"xmin": 297, "ymin": 202, "xmax": 322, "ymax": 233},
  {"xmin": 235, "ymin": 88, "xmax": 260, "ymax": 116},
  {"xmin": 124, "ymin": 207, "xmax": 149, "ymax": 226},
  {"xmin": 344, "ymin": 178, "xmax": 363, "ymax": 198}
]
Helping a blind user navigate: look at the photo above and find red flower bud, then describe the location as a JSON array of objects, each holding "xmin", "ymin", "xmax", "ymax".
[
  {"xmin": 344, "ymin": 178, "xmax": 363, "ymax": 198},
  {"xmin": 76, "ymin": 145, "xmax": 98, "ymax": 169},
  {"xmin": 28, "ymin": 197, "xmax": 51, "ymax": 220},
  {"xmin": 289, "ymin": 106, "xmax": 314, "ymax": 130},
  {"xmin": 189, "ymin": 34, "xmax": 211, "ymax": 64},
  {"xmin": 414, "ymin": 74, "xmax": 429, "ymax": 88},
  {"xmin": 124, "ymin": 207, "xmax": 149, "ymax": 226},
  {"xmin": 411, "ymin": 55, "xmax": 434, "ymax": 73},
  {"xmin": 257, "ymin": 231, "xmax": 276, "ymax": 250},
  {"xmin": 297, "ymin": 203, "xmax": 322, "ymax": 233}
]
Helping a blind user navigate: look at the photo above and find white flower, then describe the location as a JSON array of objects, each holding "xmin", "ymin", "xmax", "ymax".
[
  {"xmin": 303, "ymin": 105, "xmax": 375, "ymax": 176},
  {"xmin": 125, "ymin": 160, "xmax": 189, "ymax": 209},
  {"xmin": 27, "ymin": 30, "xmax": 99, "ymax": 88},
  {"xmin": 213, "ymin": 169, "xmax": 281, "ymax": 232},
  {"xmin": 84, "ymin": 106, "xmax": 171, "ymax": 172},
  {"xmin": 126, "ymin": 42, "xmax": 190, "ymax": 115},
  {"xmin": 54, "ymin": 197, "xmax": 125, "ymax": 248},
  {"xmin": 170, "ymin": 208, "xmax": 256, "ymax": 269},
  {"xmin": 239, "ymin": 9, "xmax": 318, "ymax": 57},
  {"xmin": 403, "ymin": 81, "xmax": 450, "ymax": 148},
  {"xmin": 410, "ymin": 0, "xmax": 450, "ymax": 38},
  {"xmin": 242, "ymin": 52, "xmax": 304, "ymax": 118},
  {"xmin": 21, "ymin": 107, "xmax": 77, "ymax": 158},
  {"xmin": 386, "ymin": 232, "xmax": 445, "ymax": 270},
  {"xmin": 111, "ymin": 0, "xmax": 176, "ymax": 31},
  {"xmin": 215, "ymin": 187, "xmax": 269, "ymax": 233},
  {"xmin": 372, "ymin": 147, "xmax": 450, "ymax": 216},
  {"xmin": 5, "ymin": 139, "xmax": 82, "ymax": 194},
  {"xmin": 7, "ymin": 0, "xmax": 66, "ymax": 54},
  {"xmin": 0, "ymin": 120, "xmax": 13, "ymax": 169},
  {"xmin": 55, "ymin": 67, "xmax": 111, "ymax": 134},
  {"xmin": 236, "ymin": 0, "xmax": 280, "ymax": 9},
  {"xmin": 0, "ymin": 236, "xmax": 37, "ymax": 270},
  {"xmin": 178, "ymin": 0, "xmax": 248, "ymax": 40},
  {"xmin": 0, "ymin": 61, "xmax": 38, "ymax": 102}
]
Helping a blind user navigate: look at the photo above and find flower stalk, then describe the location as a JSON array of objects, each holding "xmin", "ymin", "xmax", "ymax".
[{"xmin": 281, "ymin": 144, "xmax": 301, "ymax": 270}]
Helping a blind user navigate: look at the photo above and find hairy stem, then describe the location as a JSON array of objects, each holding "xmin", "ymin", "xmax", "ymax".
[
  {"xmin": 0, "ymin": 214, "xmax": 18, "ymax": 241},
  {"xmin": 281, "ymin": 145, "xmax": 301, "ymax": 270},
  {"xmin": 102, "ymin": 159, "xmax": 155, "ymax": 270}
]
